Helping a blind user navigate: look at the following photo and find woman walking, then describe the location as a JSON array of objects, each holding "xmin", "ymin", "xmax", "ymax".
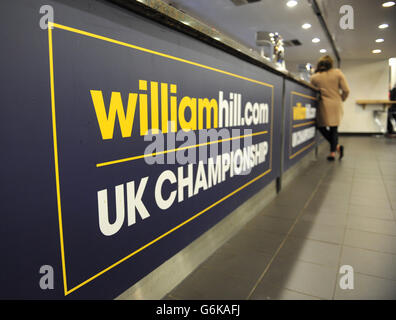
[{"xmin": 311, "ymin": 55, "xmax": 350, "ymax": 161}]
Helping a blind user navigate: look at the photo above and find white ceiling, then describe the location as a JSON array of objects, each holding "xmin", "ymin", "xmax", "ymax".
[
  {"xmin": 165, "ymin": 0, "xmax": 396, "ymax": 72},
  {"xmin": 318, "ymin": 0, "xmax": 396, "ymax": 60}
]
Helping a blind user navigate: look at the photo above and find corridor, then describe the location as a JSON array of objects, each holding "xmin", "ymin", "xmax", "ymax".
[{"xmin": 166, "ymin": 136, "xmax": 396, "ymax": 300}]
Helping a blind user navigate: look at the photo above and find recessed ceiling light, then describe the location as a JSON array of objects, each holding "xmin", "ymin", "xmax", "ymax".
[
  {"xmin": 382, "ymin": 1, "xmax": 395, "ymax": 7},
  {"xmin": 312, "ymin": 38, "xmax": 321, "ymax": 43},
  {"xmin": 378, "ymin": 23, "xmax": 389, "ymax": 29},
  {"xmin": 372, "ymin": 49, "xmax": 382, "ymax": 54},
  {"xmin": 320, "ymin": 49, "xmax": 327, "ymax": 53},
  {"xmin": 375, "ymin": 38, "xmax": 385, "ymax": 43},
  {"xmin": 286, "ymin": 0, "xmax": 298, "ymax": 8},
  {"xmin": 302, "ymin": 23, "xmax": 312, "ymax": 29}
]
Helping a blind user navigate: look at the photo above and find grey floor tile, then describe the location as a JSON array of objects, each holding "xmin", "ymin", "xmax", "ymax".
[
  {"xmin": 291, "ymin": 220, "xmax": 345, "ymax": 244},
  {"xmin": 350, "ymin": 185, "xmax": 388, "ymax": 196},
  {"xmin": 390, "ymin": 200, "xmax": 396, "ymax": 212},
  {"xmin": 304, "ymin": 201, "xmax": 349, "ymax": 215},
  {"xmin": 347, "ymin": 216, "xmax": 396, "ymax": 236},
  {"xmin": 323, "ymin": 176, "xmax": 354, "ymax": 185},
  {"xmin": 350, "ymin": 191, "xmax": 389, "ymax": 202},
  {"xmin": 354, "ymin": 172, "xmax": 382, "ymax": 179},
  {"xmin": 257, "ymin": 256, "xmax": 337, "ymax": 299},
  {"xmin": 249, "ymin": 280, "xmax": 321, "ymax": 300},
  {"xmin": 278, "ymin": 236, "xmax": 341, "ymax": 267},
  {"xmin": 348, "ymin": 195, "xmax": 392, "ymax": 210},
  {"xmin": 340, "ymin": 246, "xmax": 396, "ymax": 281},
  {"xmin": 384, "ymin": 181, "xmax": 396, "ymax": 191},
  {"xmin": 299, "ymin": 211, "xmax": 348, "ymax": 228},
  {"xmin": 303, "ymin": 207, "xmax": 348, "ymax": 217},
  {"xmin": 383, "ymin": 174, "xmax": 396, "ymax": 182},
  {"xmin": 344, "ymin": 229, "xmax": 396, "ymax": 255},
  {"xmin": 348, "ymin": 204, "xmax": 394, "ymax": 220},
  {"xmin": 352, "ymin": 179, "xmax": 385, "ymax": 188},
  {"xmin": 334, "ymin": 273, "xmax": 396, "ymax": 300}
]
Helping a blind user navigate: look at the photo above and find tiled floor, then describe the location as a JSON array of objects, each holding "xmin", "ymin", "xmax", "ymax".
[{"xmin": 165, "ymin": 136, "xmax": 396, "ymax": 300}]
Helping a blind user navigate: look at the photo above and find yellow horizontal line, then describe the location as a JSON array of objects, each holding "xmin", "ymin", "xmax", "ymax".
[
  {"xmin": 292, "ymin": 121, "xmax": 315, "ymax": 128},
  {"xmin": 65, "ymin": 166, "xmax": 271, "ymax": 295},
  {"xmin": 291, "ymin": 91, "xmax": 318, "ymax": 101},
  {"xmin": 49, "ymin": 22, "xmax": 273, "ymax": 89},
  {"xmin": 96, "ymin": 130, "xmax": 268, "ymax": 167},
  {"xmin": 289, "ymin": 141, "xmax": 316, "ymax": 159}
]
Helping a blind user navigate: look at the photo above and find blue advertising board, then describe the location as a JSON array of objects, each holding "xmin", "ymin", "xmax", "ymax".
[
  {"xmin": 1, "ymin": 0, "xmax": 282, "ymax": 299},
  {"xmin": 283, "ymin": 79, "xmax": 319, "ymax": 172}
]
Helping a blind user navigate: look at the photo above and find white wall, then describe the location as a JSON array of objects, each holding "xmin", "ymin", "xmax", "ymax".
[
  {"xmin": 338, "ymin": 59, "xmax": 389, "ymax": 133},
  {"xmin": 391, "ymin": 58, "xmax": 396, "ymax": 89}
]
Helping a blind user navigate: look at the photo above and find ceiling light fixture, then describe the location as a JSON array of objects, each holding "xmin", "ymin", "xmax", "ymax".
[
  {"xmin": 372, "ymin": 49, "xmax": 382, "ymax": 54},
  {"xmin": 302, "ymin": 23, "xmax": 312, "ymax": 29},
  {"xmin": 382, "ymin": 1, "xmax": 395, "ymax": 7},
  {"xmin": 378, "ymin": 23, "xmax": 389, "ymax": 29},
  {"xmin": 320, "ymin": 49, "xmax": 327, "ymax": 53},
  {"xmin": 312, "ymin": 38, "xmax": 320, "ymax": 43},
  {"xmin": 375, "ymin": 38, "xmax": 385, "ymax": 43},
  {"xmin": 286, "ymin": 0, "xmax": 298, "ymax": 8}
]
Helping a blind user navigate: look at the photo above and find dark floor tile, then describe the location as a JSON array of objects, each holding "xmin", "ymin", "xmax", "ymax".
[
  {"xmin": 315, "ymin": 185, "xmax": 351, "ymax": 197},
  {"xmin": 260, "ymin": 204, "xmax": 301, "ymax": 220},
  {"xmin": 223, "ymin": 229, "xmax": 285, "ymax": 256},
  {"xmin": 310, "ymin": 192, "xmax": 350, "ymax": 205},
  {"xmin": 245, "ymin": 215, "xmax": 295, "ymax": 235},
  {"xmin": 312, "ymin": 191, "xmax": 351, "ymax": 203},
  {"xmin": 200, "ymin": 247, "xmax": 273, "ymax": 282},
  {"xmin": 168, "ymin": 267, "xmax": 253, "ymax": 300},
  {"xmin": 162, "ymin": 294, "xmax": 179, "ymax": 300}
]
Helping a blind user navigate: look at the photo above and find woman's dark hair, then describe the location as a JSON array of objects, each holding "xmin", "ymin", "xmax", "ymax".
[{"xmin": 315, "ymin": 55, "xmax": 334, "ymax": 73}]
